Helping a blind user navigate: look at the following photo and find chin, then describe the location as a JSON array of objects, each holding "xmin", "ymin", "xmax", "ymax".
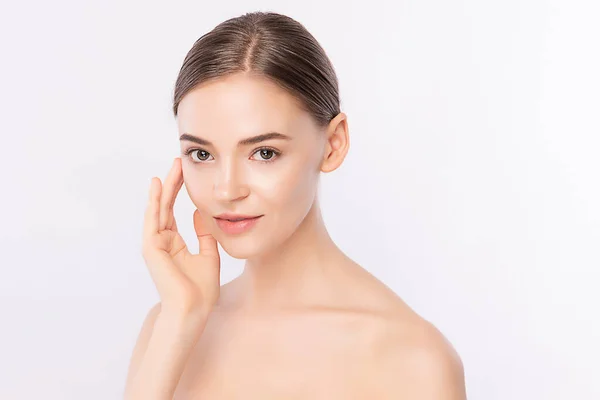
[{"xmin": 216, "ymin": 235, "xmax": 268, "ymax": 260}]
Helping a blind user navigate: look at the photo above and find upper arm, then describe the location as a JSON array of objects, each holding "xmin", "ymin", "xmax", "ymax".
[
  {"xmin": 380, "ymin": 323, "xmax": 467, "ymax": 399},
  {"xmin": 123, "ymin": 302, "xmax": 162, "ymax": 393},
  {"xmin": 401, "ymin": 340, "xmax": 466, "ymax": 399}
]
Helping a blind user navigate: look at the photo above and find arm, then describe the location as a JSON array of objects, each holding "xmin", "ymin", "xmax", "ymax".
[
  {"xmin": 396, "ymin": 343, "xmax": 466, "ymax": 399},
  {"xmin": 124, "ymin": 160, "xmax": 221, "ymax": 399},
  {"xmin": 379, "ymin": 323, "xmax": 467, "ymax": 399},
  {"xmin": 123, "ymin": 304, "xmax": 209, "ymax": 400}
]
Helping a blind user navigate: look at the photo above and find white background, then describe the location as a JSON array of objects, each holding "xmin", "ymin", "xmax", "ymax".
[{"xmin": 1, "ymin": 1, "xmax": 598, "ymax": 399}]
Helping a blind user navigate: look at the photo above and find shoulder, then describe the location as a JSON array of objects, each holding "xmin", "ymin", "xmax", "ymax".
[
  {"xmin": 371, "ymin": 313, "xmax": 466, "ymax": 399},
  {"xmin": 338, "ymin": 273, "xmax": 466, "ymax": 399},
  {"xmin": 314, "ymin": 259, "xmax": 466, "ymax": 398}
]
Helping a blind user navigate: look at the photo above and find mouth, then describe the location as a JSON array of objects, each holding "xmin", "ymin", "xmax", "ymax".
[
  {"xmin": 214, "ymin": 213, "xmax": 263, "ymax": 221},
  {"xmin": 214, "ymin": 215, "xmax": 263, "ymax": 235},
  {"xmin": 217, "ymin": 217, "xmax": 258, "ymax": 222}
]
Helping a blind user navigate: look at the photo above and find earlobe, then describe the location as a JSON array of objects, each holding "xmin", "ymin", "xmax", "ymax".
[{"xmin": 320, "ymin": 112, "xmax": 349, "ymax": 173}]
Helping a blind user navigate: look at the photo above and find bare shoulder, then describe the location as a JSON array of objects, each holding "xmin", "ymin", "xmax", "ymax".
[
  {"xmin": 355, "ymin": 288, "xmax": 466, "ymax": 400},
  {"xmin": 372, "ymin": 313, "xmax": 466, "ymax": 399},
  {"xmin": 343, "ymin": 266, "xmax": 466, "ymax": 398}
]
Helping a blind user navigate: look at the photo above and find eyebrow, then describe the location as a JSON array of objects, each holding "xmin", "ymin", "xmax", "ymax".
[{"xmin": 179, "ymin": 131, "xmax": 292, "ymax": 147}]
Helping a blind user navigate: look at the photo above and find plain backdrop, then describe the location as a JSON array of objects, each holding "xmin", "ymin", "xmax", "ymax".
[{"xmin": 1, "ymin": 1, "xmax": 598, "ymax": 399}]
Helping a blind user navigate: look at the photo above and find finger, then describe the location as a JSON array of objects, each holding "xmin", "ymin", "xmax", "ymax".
[
  {"xmin": 159, "ymin": 158, "xmax": 183, "ymax": 231},
  {"xmin": 166, "ymin": 172, "xmax": 183, "ymax": 231},
  {"xmin": 143, "ymin": 177, "xmax": 161, "ymax": 242},
  {"xmin": 167, "ymin": 162, "xmax": 184, "ymax": 230},
  {"xmin": 193, "ymin": 209, "xmax": 219, "ymax": 257},
  {"xmin": 158, "ymin": 158, "xmax": 178, "ymax": 230}
]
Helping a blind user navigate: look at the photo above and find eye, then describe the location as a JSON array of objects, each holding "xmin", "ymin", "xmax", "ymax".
[
  {"xmin": 186, "ymin": 149, "xmax": 214, "ymax": 163},
  {"xmin": 251, "ymin": 147, "xmax": 280, "ymax": 162}
]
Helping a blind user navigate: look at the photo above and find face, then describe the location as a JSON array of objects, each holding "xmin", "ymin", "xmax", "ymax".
[{"xmin": 176, "ymin": 73, "xmax": 327, "ymax": 259}]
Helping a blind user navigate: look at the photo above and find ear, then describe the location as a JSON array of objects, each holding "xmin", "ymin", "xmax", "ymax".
[{"xmin": 320, "ymin": 112, "xmax": 349, "ymax": 173}]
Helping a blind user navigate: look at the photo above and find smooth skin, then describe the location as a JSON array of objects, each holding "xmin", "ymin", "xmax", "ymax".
[{"xmin": 124, "ymin": 73, "xmax": 466, "ymax": 399}]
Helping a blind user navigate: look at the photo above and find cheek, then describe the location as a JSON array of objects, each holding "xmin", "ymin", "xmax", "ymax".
[
  {"xmin": 251, "ymin": 160, "xmax": 318, "ymax": 209},
  {"xmin": 182, "ymin": 166, "xmax": 213, "ymax": 210}
]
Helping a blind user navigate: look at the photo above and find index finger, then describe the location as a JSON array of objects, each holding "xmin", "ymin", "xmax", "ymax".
[
  {"xmin": 159, "ymin": 157, "xmax": 184, "ymax": 231},
  {"xmin": 143, "ymin": 177, "xmax": 161, "ymax": 242}
]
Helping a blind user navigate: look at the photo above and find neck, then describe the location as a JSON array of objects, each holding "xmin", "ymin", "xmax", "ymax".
[{"xmin": 231, "ymin": 197, "xmax": 351, "ymax": 312}]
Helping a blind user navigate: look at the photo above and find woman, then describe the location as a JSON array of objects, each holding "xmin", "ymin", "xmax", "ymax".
[{"xmin": 124, "ymin": 11, "xmax": 466, "ymax": 400}]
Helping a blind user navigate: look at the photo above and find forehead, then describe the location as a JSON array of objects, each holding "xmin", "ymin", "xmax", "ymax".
[{"xmin": 176, "ymin": 73, "xmax": 312, "ymax": 141}]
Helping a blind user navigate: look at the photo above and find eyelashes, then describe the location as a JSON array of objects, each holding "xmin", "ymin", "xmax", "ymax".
[{"xmin": 183, "ymin": 147, "xmax": 282, "ymax": 164}]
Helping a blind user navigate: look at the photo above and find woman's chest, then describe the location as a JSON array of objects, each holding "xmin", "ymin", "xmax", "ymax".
[
  {"xmin": 173, "ymin": 351, "xmax": 374, "ymax": 400},
  {"xmin": 173, "ymin": 315, "xmax": 381, "ymax": 399}
]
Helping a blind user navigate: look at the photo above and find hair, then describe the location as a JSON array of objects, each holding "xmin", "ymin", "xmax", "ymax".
[{"xmin": 172, "ymin": 11, "xmax": 340, "ymax": 128}]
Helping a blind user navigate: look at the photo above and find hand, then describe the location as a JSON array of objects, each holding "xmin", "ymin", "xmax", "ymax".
[{"xmin": 142, "ymin": 157, "xmax": 220, "ymax": 319}]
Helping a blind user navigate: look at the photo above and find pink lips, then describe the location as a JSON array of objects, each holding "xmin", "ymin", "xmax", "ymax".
[{"xmin": 214, "ymin": 215, "xmax": 262, "ymax": 235}]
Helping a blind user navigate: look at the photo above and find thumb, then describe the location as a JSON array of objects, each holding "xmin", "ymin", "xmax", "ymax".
[{"xmin": 193, "ymin": 209, "xmax": 219, "ymax": 257}]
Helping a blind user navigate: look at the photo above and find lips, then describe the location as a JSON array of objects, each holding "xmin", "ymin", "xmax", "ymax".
[
  {"xmin": 214, "ymin": 213, "xmax": 262, "ymax": 221},
  {"xmin": 214, "ymin": 215, "xmax": 263, "ymax": 235}
]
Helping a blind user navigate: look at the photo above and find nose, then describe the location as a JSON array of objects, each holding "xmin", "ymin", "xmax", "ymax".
[{"xmin": 213, "ymin": 158, "xmax": 250, "ymax": 202}]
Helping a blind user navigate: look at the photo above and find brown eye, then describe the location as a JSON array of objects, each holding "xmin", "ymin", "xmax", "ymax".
[
  {"xmin": 189, "ymin": 149, "xmax": 213, "ymax": 162},
  {"xmin": 259, "ymin": 149, "xmax": 274, "ymax": 160},
  {"xmin": 196, "ymin": 150, "xmax": 210, "ymax": 160},
  {"xmin": 251, "ymin": 147, "xmax": 280, "ymax": 162}
]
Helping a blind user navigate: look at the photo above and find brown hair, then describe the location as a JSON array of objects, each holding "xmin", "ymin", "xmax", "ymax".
[{"xmin": 172, "ymin": 11, "xmax": 341, "ymax": 128}]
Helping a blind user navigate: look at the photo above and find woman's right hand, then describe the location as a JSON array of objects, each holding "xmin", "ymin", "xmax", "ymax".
[{"xmin": 142, "ymin": 157, "xmax": 221, "ymax": 320}]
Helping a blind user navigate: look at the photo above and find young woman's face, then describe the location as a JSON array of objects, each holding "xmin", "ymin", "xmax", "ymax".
[{"xmin": 176, "ymin": 73, "xmax": 326, "ymax": 259}]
